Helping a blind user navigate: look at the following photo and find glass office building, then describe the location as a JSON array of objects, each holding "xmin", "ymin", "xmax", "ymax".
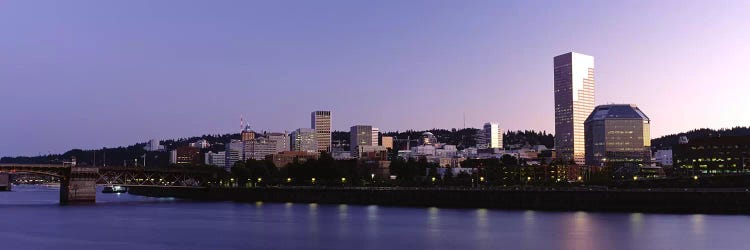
[
  {"xmin": 554, "ymin": 52, "xmax": 595, "ymax": 165},
  {"xmin": 584, "ymin": 104, "xmax": 651, "ymax": 175}
]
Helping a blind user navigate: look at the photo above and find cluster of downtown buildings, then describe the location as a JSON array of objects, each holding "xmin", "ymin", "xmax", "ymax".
[{"xmin": 154, "ymin": 52, "xmax": 748, "ymax": 180}]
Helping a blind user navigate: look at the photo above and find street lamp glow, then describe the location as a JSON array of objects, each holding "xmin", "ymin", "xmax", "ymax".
[
  {"xmin": 287, "ymin": 177, "xmax": 292, "ymax": 182},
  {"xmin": 527, "ymin": 176, "xmax": 531, "ymax": 181},
  {"xmin": 633, "ymin": 176, "xmax": 638, "ymax": 181},
  {"xmin": 341, "ymin": 177, "xmax": 346, "ymax": 183},
  {"xmin": 577, "ymin": 176, "xmax": 582, "ymax": 181},
  {"xmin": 479, "ymin": 176, "xmax": 485, "ymax": 182},
  {"xmin": 693, "ymin": 175, "xmax": 699, "ymax": 180},
  {"xmin": 431, "ymin": 177, "xmax": 436, "ymax": 182},
  {"xmin": 371, "ymin": 173, "xmax": 375, "ymax": 179},
  {"xmin": 257, "ymin": 177, "xmax": 262, "ymax": 182},
  {"xmin": 311, "ymin": 177, "xmax": 316, "ymax": 183}
]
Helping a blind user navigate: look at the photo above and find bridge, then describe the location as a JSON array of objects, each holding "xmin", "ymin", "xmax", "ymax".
[{"xmin": 0, "ymin": 164, "xmax": 221, "ymax": 204}]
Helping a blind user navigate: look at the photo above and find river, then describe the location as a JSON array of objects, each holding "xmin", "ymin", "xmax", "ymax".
[{"xmin": 0, "ymin": 185, "xmax": 748, "ymax": 250}]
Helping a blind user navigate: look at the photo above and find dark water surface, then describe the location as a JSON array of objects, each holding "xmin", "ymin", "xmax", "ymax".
[{"xmin": 0, "ymin": 185, "xmax": 748, "ymax": 250}]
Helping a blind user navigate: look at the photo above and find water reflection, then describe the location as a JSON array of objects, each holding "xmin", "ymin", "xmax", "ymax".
[
  {"xmin": 562, "ymin": 211, "xmax": 597, "ymax": 250},
  {"xmin": 2, "ymin": 186, "xmax": 750, "ymax": 250},
  {"xmin": 338, "ymin": 204, "xmax": 349, "ymax": 238}
]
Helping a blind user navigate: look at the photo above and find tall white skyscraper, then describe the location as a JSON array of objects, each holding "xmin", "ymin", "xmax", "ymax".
[
  {"xmin": 554, "ymin": 52, "xmax": 595, "ymax": 165},
  {"xmin": 311, "ymin": 111, "xmax": 332, "ymax": 152},
  {"xmin": 483, "ymin": 122, "xmax": 503, "ymax": 149},
  {"xmin": 371, "ymin": 127, "xmax": 379, "ymax": 146}
]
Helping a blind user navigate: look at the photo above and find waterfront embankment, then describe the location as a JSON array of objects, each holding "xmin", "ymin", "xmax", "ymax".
[{"xmin": 128, "ymin": 186, "xmax": 750, "ymax": 214}]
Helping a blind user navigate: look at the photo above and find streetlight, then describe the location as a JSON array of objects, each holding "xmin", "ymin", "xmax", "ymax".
[
  {"xmin": 287, "ymin": 177, "xmax": 292, "ymax": 183},
  {"xmin": 311, "ymin": 177, "xmax": 316, "ymax": 184},
  {"xmin": 341, "ymin": 177, "xmax": 346, "ymax": 183},
  {"xmin": 431, "ymin": 177, "xmax": 436, "ymax": 182},
  {"xmin": 479, "ymin": 176, "xmax": 485, "ymax": 182}
]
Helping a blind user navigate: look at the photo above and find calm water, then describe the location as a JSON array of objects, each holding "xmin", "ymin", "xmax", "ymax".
[{"xmin": 0, "ymin": 185, "xmax": 748, "ymax": 250}]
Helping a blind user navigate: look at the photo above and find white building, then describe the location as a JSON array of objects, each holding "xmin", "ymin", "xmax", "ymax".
[
  {"xmin": 372, "ymin": 127, "xmax": 379, "ymax": 146},
  {"xmin": 412, "ymin": 145, "xmax": 436, "ymax": 157},
  {"xmin": 190, "ymin": 139, "xmax": 210, "ymax": 149},
  {"xmin": 205, "ymin": 151, "xmax": 226, "ymax": 170},
  {"xmin": 291, "ymin": 128, "xmax": 317, "ymax": 153},
  {"xmin": 144, "ymin": 139, "xmax": 165, "ymax": 151},
  {"xmin": 243, "ymin": 137, "xmax": 278, "ymax": 160},
  {"xmin": 483, "ymin": 122, "xmax": 503, "ymax": 149}
]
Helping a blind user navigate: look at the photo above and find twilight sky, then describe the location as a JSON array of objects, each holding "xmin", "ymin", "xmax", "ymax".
[{"xmin": 1, "ymin": 0, "xmax": 749, "ymax": 156}]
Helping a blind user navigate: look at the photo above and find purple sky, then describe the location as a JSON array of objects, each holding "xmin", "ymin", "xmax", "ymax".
[{"xmin": 1, "ymin": 0, "xmax": 749, "ymax": 157}]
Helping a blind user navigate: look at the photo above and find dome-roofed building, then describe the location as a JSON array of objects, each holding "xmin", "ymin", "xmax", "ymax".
[
  {"xmin": 584, "ymin": 104, "xmax": 652, "ymax": 177},
  {"xmin": 421, "ymin": 132, "xmax": 438, "ymax": 145}
]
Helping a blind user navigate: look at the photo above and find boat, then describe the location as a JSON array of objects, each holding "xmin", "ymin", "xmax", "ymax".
[{"xmin": 102, "ymin": 185, "xmax": 128, "ymax": 194}]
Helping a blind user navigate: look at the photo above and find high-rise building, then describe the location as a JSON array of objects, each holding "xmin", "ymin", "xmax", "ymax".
[
  {"xmin": 241, "ymin": 125, "xmax": 255, "ymax": 142},
  {"xmin": 243, "ymin": 137, "xmax": 278, "ymax": 160},
  {"xmin": 265, "ymin": 132, "xmax": 290, "ymax": 153},
  {"xmin": 291, "ymin": 128, "xmax": 318, "ymax": 153},
  {"xmin": 381, "ymin": 136, "xmax": 394, "ymax": 150},
  {"xmin": 483, "ymin": 122, "xmax": 503, "ymax": 149},
  {"xmin": 554, "ymin": 52, "xmax": 595, "ymax": 165},
  {"xmin": 204, "ymin": 151, "xmax": 226, "ymax": 170},
  {"xmin": 372, "ymin": 127, "xmax": 379, "ymax": 146},
  {"xmin": 311, "ymin": 111, "xmax": 332, "ymax": 152},
  {"xmin": 350, "ymin": 125, "xmax": 373, "ymax": 157},
  {"xmin": 225, "ymin": 140, "xmax": 244, "ymax": 169},
  {"xmin": 584, "ymin": 104, "xmax": 651, "ymax": 174}
]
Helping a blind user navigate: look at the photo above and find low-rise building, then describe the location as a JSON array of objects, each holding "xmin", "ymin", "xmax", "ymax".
[
  {"xmin": 266, "ymin": 151, "xmax": 319, "ymax": 168},
  {"xmin": 170, "ymin": 146, "xmax": 201, "ymax": 165},
  {"xmin": 190, "ymin": 139, "xmax": 211, "ymax": 149},
  {"xmin": 654, "ymin": 149, "xmax": 673, "ymax": 166},
  {"xmin": 673, "ymin": 136, "xmax": 750, "ymax": 176}
]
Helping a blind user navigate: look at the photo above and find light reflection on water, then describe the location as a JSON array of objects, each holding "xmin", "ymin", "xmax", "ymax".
[{"xmin": 0, "ymin": 185, "xmax": 748, "ymax": 250}]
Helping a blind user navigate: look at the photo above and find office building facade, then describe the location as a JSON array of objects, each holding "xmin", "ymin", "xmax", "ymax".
[
  {"xmin": 673, "ymin": 136, "xmax": 750, "ymax": 176},
  {"xmin": 584, "ymin": 104, "xmax": 651, "ymax": 173},
  {"xmin": 311, "ymin": 111, "xmax": 332, "ymax": 152},
  {"xmin": 483, "ymin": 122, "xmax": 503, "ymax": 149},
  {"xmin": 350, "ymin": 125, "xmax": 373, "ymax": 157},
  {"xmin": 291, "ymin": 128, "xmax": 318, "ymax": 153},
  {"xmin": 554, "ymin": 52, "xmax": 595, "ymax": 165}
]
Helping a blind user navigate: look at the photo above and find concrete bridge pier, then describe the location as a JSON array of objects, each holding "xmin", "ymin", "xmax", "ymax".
[{"xmin": 60, "ymin": 167, "xmax": 99, "ymax": 204}]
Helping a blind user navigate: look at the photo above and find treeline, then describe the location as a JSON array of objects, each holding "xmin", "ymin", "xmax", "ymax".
[
  {"xmin": 230, "ymin": 153, "xmax": 363, "ymax": 187},
  {"xmin": 504, "ymin": 130, "xmax": 554, "ymax": 149},
  {"xmin": 651, "ymin": 126, "xmax": 750, "ymax": 149}
]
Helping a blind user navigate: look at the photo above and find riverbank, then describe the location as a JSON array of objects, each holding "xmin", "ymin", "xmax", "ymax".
[{"xmin": 128, "ymin": 186, "xmax": 750, "ymax": 214}]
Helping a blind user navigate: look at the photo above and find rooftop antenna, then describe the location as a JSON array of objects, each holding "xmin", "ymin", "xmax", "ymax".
[
  {"xmin": 463, "ymin": 112, "xmax": 466, "ymax": 130},
  {"xmin": 240, "ymin": 115, "xmax": 245, "ymax": 131}
]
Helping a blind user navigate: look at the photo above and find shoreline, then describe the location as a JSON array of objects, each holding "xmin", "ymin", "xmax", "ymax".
[{"xmin": 128, "ymin": 186, "xmax": 750, "ymax": 214}]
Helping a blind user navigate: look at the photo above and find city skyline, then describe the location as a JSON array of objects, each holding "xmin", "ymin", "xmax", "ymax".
[{"xmin": 2, "ymin": 1, "xmax": 750, "ymax": 156}]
